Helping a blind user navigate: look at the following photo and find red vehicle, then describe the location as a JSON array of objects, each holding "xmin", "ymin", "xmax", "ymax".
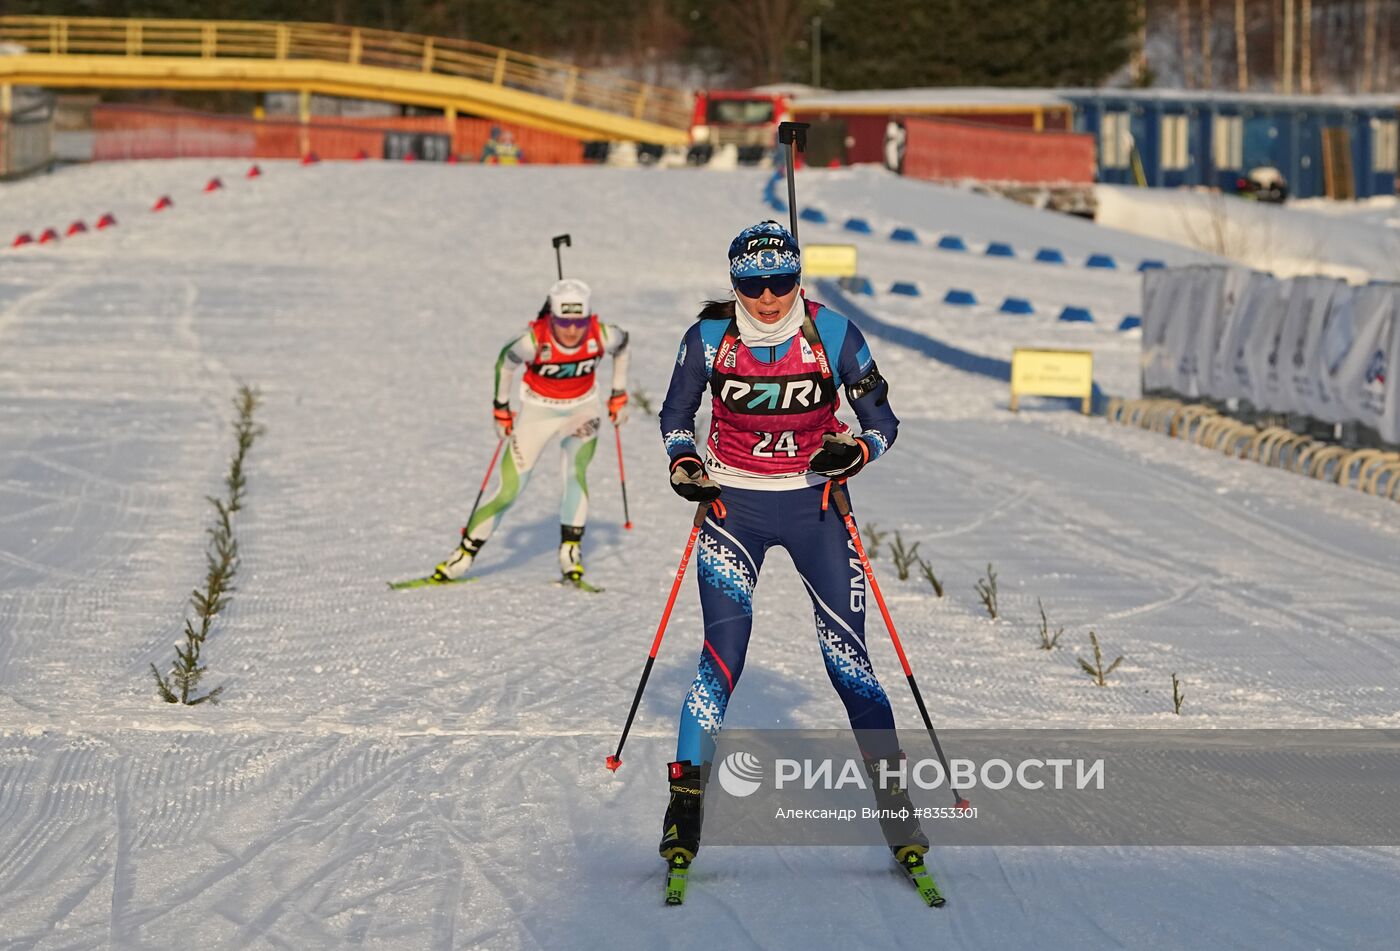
[{"xmin": 688, "ymin": 89, "xmax": 790, "ymax": 163}]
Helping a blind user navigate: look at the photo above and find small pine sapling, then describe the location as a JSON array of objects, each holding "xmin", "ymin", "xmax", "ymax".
[
  {"xmin": 863, "ymin": 522, "xmax": 887, "ymax": 560},
  {"xmin": 152, "ymin": 383, "xmax": 262, "ymax": 705},
  {"xmin": 1077, "ymin": 631, "xmax": 1124, "ymax": 686},
  {"xmin": 1171, "ymin": 672, "xmax": 1185, "ymax": 714},
  {"xmin": 917, "ymin": 557, "xmax": 943, "ymax": 597},
  {"xmin": 975, "ymin": 563, "xmax": 998, "ymax": 619},
  {"xmin": 1036, "ymin": 598, "xmax": 1063, "ymax": 650},
  {"xmin": 889, "ymin": 532, "xmax": 921, "ymax": 581}
]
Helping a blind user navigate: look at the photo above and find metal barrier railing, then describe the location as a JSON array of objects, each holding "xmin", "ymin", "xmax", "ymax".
[
  {"xmin": 0, "ymin": 87, "xmax": 55, "ymax": 179},
  {"xmin": 0, "ymin": 15, "xmax": 693, "ymax": 132}
]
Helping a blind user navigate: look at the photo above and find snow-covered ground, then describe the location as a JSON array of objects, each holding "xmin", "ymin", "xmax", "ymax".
[{"xmin": 2, "ymin": 160, "xmax": 1398, "ymax": 948}]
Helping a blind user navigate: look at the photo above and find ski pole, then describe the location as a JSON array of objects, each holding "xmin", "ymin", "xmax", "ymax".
[
  {"xmin": 465, "ymin": 437, "xmax": 505, "ymax": 531},
  {"xmin": 606, "ymin": 501, "xmax": 709, "ymax": 772},
  {"xmin": 613, "ymin": 424, "xmax": 633, "ymax": 531},
  {"xmin": 830, "ymin": 482, "xmax": 970, "ymax": 810},
  {"xmin": 552, "ymin": 233, "xmax": 571, "ymax": 279},
  {"xmin": 777, "ymin": 121, "xmax": 810, "ymax": 241}
]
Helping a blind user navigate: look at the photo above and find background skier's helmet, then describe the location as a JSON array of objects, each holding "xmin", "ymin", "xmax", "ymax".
[
  {"xmin": 547, "ymin": 278, "xmax": 591, "ymax": 319},
  {"xmin": 728, "ymin": 221, "xmax": 801, "ymax": 281}
]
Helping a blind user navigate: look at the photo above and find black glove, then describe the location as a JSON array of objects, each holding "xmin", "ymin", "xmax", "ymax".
[
  {"xmin": 669, "ymin": 456, "xmax": 721, "ymax": 502},
  {"xmin": 808, "ymin": 432, "xmax": 868, "ymax": 478}
]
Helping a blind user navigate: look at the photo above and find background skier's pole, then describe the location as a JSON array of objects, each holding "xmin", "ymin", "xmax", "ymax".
[
  {"xmin": 613, "ymin": 424, "xmax": 633, "ymax": 530},
  {"xmin": 777, "ymin": 121, "xmax": 809, "ymax": 241},
  {"xmin": 466, "ymin": 438, "xmax": 505, "ymax": 530},
  {"xmin": 831, "ymin": 483, "xmax": 970, "ymax": 810},
  {"xmin": 605, "ymin": 502, "xmax": 709, "ymax": 771},
  {"xmin": 552, "ymin": 233, "xmax": 571, "ymax": 279}
]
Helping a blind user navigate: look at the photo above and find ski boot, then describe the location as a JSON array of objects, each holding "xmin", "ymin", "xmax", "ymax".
[
  {"xmin": 558, "ymin": 525, "xmax": 585, "ymax": 584},
  {"xmin": 431, "ymin": 530, "xmax": 484, "ymax": 582},
  {"xmin": 865, "ymin": 754, "xmax": 945, "ymax": 907},
  {"xmin": 660, "ymin": 761, "xmax": 709, "ymax": 905},
  {"xmin": 864, "ymin": 753, "xmax": 930, "ymax": 858}
]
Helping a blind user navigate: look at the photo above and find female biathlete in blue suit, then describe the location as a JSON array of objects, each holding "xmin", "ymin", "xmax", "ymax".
[{"xmin": 656, "ymin": 221, "xmax": 928, "ymax": 870}]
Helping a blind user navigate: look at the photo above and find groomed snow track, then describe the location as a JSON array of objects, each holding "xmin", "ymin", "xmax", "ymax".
[{"xmin": 1, "ymin": 160, "xmax": 1398, "ymax": 949}]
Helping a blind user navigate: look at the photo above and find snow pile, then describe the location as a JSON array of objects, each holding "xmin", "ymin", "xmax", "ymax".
[
  {"xmin": 1095, "ymin": 184, "xmax": 1400, "ymax": 283},
  {"xmin": 1292, "ymin": 194, "xmax": 1400, "ymax": 230}
]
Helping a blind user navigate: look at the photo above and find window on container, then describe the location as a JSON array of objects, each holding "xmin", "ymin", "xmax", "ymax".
[
  {"xmin": 1212, "ymin": 115, "xmax": 1243, "ymax": 169},
  {"xmin": 1160, "ymin": 115, "xmax": 1190, "ymax": 170},
  {"xmin": 1372, "ymin": 118, "xmax": 1398, "ymax": 172},
  {"xmin": 1100, "ymin": 111, "xmax": 1132, "ymax": 168},
  {"xmin": 707, "ymin": 99, "xmax": 775, "ymax": 125}
]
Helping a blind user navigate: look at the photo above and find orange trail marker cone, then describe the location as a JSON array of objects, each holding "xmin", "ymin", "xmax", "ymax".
[
  {"xmin": 66, "ymin": 220, "xmax": 88, "ymax": 236},
  {"xmin": 96, "ymin": 213, "xmax": 117, "ymax": 229},
  {"xmin": 246, "ymin": 164, "xmax": 262, "ymax": 178},
  {"xmin": 300, "ymin": 152, "xmax": 320, "ymax": 166},
  {"xmin": 11, "ymin": 232, "xmax": 34, "ymax": 248},
  {"xmin": 151, "ymin": 195, "xmax": 174, "ymax": 212},
  {"xmin": 38, "ymin": 228, "xmax": 60, "ymax": 244},
  {"xmin": 204, "ymin": 177, "xmax": 224, "ymax": 192}
]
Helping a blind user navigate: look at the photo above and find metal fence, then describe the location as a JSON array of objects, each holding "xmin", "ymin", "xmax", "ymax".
[{"xmin": 1, "ymin": 87, "xmax": 55, "ymax": 180}]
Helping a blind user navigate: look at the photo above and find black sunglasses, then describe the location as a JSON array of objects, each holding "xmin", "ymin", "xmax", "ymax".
[{"xmin": 733, "ymin": 272, "xmax": 800, "ymax": 298}]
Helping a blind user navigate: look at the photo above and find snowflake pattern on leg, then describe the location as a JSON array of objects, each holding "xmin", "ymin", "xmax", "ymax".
[
  {"xmin": 698, "ymin": 534, "xmax": 755, "ymax": 611},
  {"xmin": 684, "ymin": 654, "xmax": 729, "ymax": 737},
  {"xmin": 817, "ymin": 616, "xmax": 890, "ymax": 706}
]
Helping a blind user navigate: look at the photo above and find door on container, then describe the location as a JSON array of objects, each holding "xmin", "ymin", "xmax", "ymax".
[
  {"xmin": 1130, "ymin": 104, "xmax": 1154, "ymax": 186},
  {"xmin": 1295, "ymin": 110, "xmax": 1323, "ymax": 198},
  {"xmin": 1243, "ymin": 112, "xmax": 1283, "ymax": 186}
]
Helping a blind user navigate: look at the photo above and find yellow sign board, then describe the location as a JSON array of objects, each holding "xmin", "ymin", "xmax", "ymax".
[
  {"xmin": 1010, "ymin": 348, "xmax": 1094, "ymax": 415},
  {"xmin": 803, "ymin": 244, "xmax": 859, "ymax": 278}
]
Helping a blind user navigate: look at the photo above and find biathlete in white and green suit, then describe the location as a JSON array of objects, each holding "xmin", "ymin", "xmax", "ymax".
[{"xmin": 433, "ymin": 278, "xmax": 630, "ymax": 584}]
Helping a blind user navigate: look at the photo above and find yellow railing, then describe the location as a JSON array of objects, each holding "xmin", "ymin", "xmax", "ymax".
[{"xmin": 0, "ymin": 15, "xmax": 693, "ymax": 132}]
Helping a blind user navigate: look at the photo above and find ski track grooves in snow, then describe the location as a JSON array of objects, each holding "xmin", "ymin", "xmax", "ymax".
[{"xmin": 1, "ymin": 161, "xmax": 1398, "ymax": 949}]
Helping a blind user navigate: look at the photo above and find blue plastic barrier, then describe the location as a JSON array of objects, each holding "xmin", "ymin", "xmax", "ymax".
[
  {"xmin": 943, "ymin": 288, "xmax": 977, "ymax": 306},
  {"xmin": 936, "ymin": 235, "xmax": 967, "ymax": 252},
  {"xmin": 999, "ymin": 297, "xmax": 1034, "ymax": 315},
  {"xmin": 1086, "ymin": 253, "xmax": 1117, "ymax": 269},
  {"xmin": 800, "ymin": 207, "xmax": 827, "ymax": 223},
  {"xmin": 889, "ymin": 227, "xmax": 920, "ymax": 243},
  {"xmin": 889, "ymin": 281, "xmax": 921, "ymax": 296},
  {"xmin": 1035, "ymin": 248, "xmax": 1066, "ymax": 264},
  {"xmin": 815, "ymin": 279, "xmax": 1107, "ymax": 413},
  {"xmin": 984, "ymin": 241, "xmax": 1015, "ymax": 257},
  {"xmin": 1118, "ymin": 315, "xmax": 1142, "ymax": 331},
  {"xmin": 844, "ymin": 217, "xmax": 872, "ymax": 234},
  {"xmin": 1058, "ymin": 306, "xmax": 1094, "ymax": 323},
  {"xmin": 839, "ymin": 275, "xmax": 874, "ymax": 296},
  {"xmin": 1137, "ymin": 259, "xmax": 1165, "ymax": 271}
]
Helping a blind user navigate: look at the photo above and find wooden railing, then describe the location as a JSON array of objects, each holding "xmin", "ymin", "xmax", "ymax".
[{"xmin": 0, "ymin": 15, "xmax": 693, "ymax": 131}]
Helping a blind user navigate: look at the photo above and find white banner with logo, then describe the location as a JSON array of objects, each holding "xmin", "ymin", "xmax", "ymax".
[{"xmin": 1143, "ymin": 268, "xmax": 1400, "ymax": 444}]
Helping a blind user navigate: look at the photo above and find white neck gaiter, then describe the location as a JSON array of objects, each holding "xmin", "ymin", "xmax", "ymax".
[{"xmin": 735, "ymin": 290, "xmax": 805, "ymax": 349}]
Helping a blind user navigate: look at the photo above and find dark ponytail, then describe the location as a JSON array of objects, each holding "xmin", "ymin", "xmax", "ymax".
[{"xmin": 698, "ymin": 298, "xmax": 736, "ymax": 321}]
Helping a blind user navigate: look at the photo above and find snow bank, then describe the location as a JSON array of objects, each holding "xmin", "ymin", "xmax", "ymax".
[{"xmin": 1095, "ymin": 184, "xmax": 1400, "ymax": 283}]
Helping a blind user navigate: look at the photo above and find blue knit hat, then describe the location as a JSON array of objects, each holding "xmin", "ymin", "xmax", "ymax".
[{"xmin": 728, "ymin": 221, "xmax": 801, "ymax": 280}]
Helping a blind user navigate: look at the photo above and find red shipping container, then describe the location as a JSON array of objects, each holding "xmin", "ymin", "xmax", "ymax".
[{"xmin": 900, "ymin": 116, "xmax": 1093, "ymax": 186}]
